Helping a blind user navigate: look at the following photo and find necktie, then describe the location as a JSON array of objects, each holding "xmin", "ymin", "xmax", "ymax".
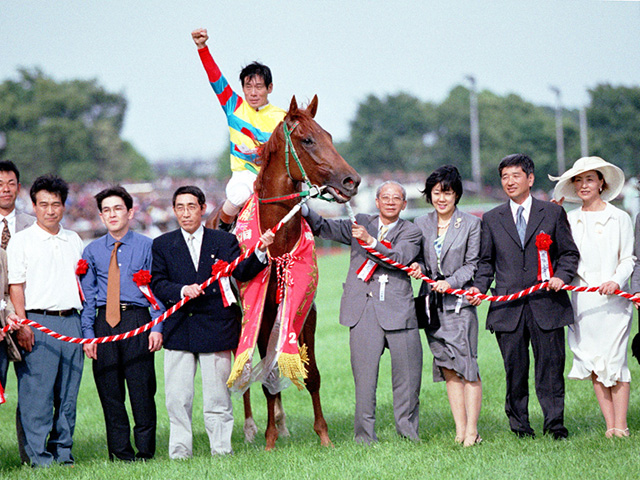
[
  {"xmin": 378, "ymin": 225, "xmax": 389, "ymax": 242},
  {"xmin": 188, "ymin": 235, "xmax": 199, "ymax": 269},
  {"xmin": 106, "ymin": 241, "xmax": 122, "ymax": 328},
  {"xmin": 516, "ymin": 206, "xmax": 526, "ymax": 246},
  {"xmin": 1, "ymin": 219, "xmax": 10, "ymax": 250}
]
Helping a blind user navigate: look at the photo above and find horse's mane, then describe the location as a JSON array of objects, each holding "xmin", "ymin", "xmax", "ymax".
[{"xmin": 254, "ymin": 108, "xmax": 313, "ymax": 193}]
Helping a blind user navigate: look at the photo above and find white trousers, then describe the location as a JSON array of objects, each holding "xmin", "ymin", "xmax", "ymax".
[
  {"xmin": 225, "ymin": 170, "xmax": 257, "ymax": 207},
  {"xmin": 164, "ymin": 349, "xmax": 234, "ymax": 458}
]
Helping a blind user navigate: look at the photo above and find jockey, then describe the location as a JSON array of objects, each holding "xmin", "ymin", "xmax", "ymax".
[{"xmin": 192, "ymin": 28, "xmax": 286, "ymax": 232}]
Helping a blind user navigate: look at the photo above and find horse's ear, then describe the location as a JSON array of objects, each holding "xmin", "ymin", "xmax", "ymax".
[
  {"xmin": 307, "ymin": 95, "xmax": 318, "ymax": 118},
  {"xmin": 288, "ymin": 96, "xmax": 299, "ymax": 116}
]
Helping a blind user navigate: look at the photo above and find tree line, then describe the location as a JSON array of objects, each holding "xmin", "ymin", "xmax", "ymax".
[{"xmin": 338, "ymin": 84, "xmax": 640, "ymax": 191}]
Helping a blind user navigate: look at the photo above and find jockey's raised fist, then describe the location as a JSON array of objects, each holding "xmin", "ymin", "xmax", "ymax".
[{"xmin": 191, "ymin": 28, "xmax": 209, "ymax": 49}]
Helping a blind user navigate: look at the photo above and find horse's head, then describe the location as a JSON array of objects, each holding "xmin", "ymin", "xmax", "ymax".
[{"xmin": 258, "ymin": 95, "xmax": 360, "ymax": 203}]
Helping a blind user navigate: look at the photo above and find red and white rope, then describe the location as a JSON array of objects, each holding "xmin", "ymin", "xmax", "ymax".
[
  {"xmin": 343, "ymin": 202, "xmax": 640, "ymax": 305},
  {"xmin": 1, "ymin": 197, "xmax": 312, "ymax": 343}
]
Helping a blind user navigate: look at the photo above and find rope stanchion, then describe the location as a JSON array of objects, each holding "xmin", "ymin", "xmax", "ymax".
[
  {"xmin": 1, "ymin": 194, "xmax": 318, "ymax": 343},
  {"xmin": 344, "ymin": 203, "xmax": 640, "ymax": 305}
]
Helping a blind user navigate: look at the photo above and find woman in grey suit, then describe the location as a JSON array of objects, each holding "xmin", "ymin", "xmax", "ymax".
[{"xmin": 409, "ymin": 165, "xmax": 482, "ymax": 447}]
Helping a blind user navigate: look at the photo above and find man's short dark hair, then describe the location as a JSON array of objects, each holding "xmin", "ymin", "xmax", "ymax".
[
  {"xmin": 0, "ymin": 160, "xmax": 20, "ymax": 183},
  {"xmin": 172, "ymin": 186, "xmax": 206, "ymax": 207},
  {"xmin": 240, "ymin": 61, "xmax": 273, "ymax": 88},
  {"xmin": 421, "ymin": 165, "xmax": 464, "ymax": 205},
  {"xmin": 498, "ymin": 154, "xmax": 535, "ymax": 177},
  {"xmin": 95, "ymin": 185, "xmax": 133, "ymax": 211},
  {"xmin": 30, "ymin": 174, "xmax": 69, "ymax": 204}
]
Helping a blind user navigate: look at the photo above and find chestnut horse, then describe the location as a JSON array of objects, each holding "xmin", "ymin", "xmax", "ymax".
[{"xmin": 246, "ymin": 95, "xmax": 360, "ymax": 450}]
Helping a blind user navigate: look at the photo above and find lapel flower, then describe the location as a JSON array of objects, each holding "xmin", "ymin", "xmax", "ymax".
[
  {"xmin": 454, "ymin": 217, "xmax": 462, "ymax": 229},
  {"xmin": 133, "ymin": 269, "xmax": 152, "ymax": 287},
  {"xmin": 535, "ymin": 232, "xmax": 553, "ymax": 250},
  {"xmin": 76, "ymin": 259, "xmax": 89, "ymax": 276}
]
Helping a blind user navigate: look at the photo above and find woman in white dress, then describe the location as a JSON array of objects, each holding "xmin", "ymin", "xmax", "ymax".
[{"xmin": 550, "ymin": 156, "xmax": 635, "ymax": 438}]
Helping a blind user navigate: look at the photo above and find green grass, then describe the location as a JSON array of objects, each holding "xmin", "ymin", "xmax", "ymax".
[{"xmin": 1, "ymin": 251, "xmax": 640, "ymax": 479}]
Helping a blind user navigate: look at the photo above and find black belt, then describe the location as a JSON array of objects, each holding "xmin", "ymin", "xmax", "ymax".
[
  {"xmin": 27, "ymin": 309, "xmax": 77, "ymax": 317},
  {"xmin": 97, "ymin": 304, "xmax": 147, "ymax": 312}
]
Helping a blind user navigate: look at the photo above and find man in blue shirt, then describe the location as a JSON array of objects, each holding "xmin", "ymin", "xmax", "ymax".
[{"xmin": 80, "ymin": 186, "xmax": 163, "ymax": 461}]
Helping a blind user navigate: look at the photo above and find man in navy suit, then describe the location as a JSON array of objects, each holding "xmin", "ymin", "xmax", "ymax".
[
  {"xmin": 467, "ymin": 154, "xmax": 579, "ymax": 439},
  {"xmin": 151, "ymin": 186, "xmax": 273, "ymax": 458}
]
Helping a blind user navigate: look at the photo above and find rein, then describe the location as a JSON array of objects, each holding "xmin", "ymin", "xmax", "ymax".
[{"xmin": 258, "ymin": 121, "xmax": 337, "ymax": 204}]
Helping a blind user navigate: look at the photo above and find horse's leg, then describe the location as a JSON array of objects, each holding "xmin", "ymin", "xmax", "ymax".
[
  {"xmin": 243, "ymin": 390, "xmax": 258, "ymax": 443},
  {"xmin": 299, "ymin": 305, "xmax": 332, "ymax": 446},
  {"xmin": 274, "ymin": 393, "xmax": 290, "ymax": 437}
]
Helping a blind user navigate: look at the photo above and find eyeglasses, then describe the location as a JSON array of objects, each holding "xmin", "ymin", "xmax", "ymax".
[
  {"xmin": 174, "ymin": 204, "xmax": 201, "ymax": 213},
  {"xmin": 378, "ymin": 195, "xmax": 404, "ymax": 203},
  {"xmin": 101, "ymin": 205, "xmax": 127, "ymax": 215}
]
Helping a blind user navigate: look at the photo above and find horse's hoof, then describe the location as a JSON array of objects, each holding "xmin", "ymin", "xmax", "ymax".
[
  {"xmin": 276, "ymin": 423, "xmax": 291, "ymax": 438},
  {"xmin": 244, "ymin": 418, "xmax": 258, "ymax": 443}
]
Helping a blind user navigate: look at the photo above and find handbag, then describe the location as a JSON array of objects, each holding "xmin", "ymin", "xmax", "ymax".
[{"xmin": 414, "ymin": 269, "xmax": 441, "ymax": 330}]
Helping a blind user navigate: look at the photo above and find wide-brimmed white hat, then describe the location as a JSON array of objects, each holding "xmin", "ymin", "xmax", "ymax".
[{"xmin": 548, "ymin": 156, "xmax": 625, "ymax": 203}]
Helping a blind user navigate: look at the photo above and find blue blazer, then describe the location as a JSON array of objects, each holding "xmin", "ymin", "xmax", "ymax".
[{"xmin": 151, "ymin": 227, "xmax": 267, "ymax": 353}]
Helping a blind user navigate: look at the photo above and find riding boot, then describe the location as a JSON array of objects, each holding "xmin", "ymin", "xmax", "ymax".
[{"xmin": 218, "ymin": 219, "xmax": 234, "ymax": 232}]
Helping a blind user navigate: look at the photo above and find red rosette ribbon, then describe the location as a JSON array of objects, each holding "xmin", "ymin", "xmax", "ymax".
[
  {"xmin": 535, "ymin": 231, "xmax": 554, "ymax": 282},
  {"xmin": 357, "ymin": 239, "xmax": 392, "ymax": 282},
  {"xmin": 211, "ymin": 261, "xmax": 236, "ymax": 307},
  {"xmin": 75, "ymin": 259, "xmax": 89, "ymax": 302},
  {"xmin": 132, "ymin": 270, "xmax": 160, "ymax": 310},
  {"xmin": 0, "ymin": 380, "xmax": 5, "ymax": 404},
  {"xmin": 76, "ymin": 259, "xmax": 89, "ymax": 276}
]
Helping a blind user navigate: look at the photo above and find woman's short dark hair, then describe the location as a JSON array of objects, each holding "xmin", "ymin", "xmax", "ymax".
[
  {"xmin": 29, "ymin": 174, "xmax": 69, "ymax": 204},
  {"xmin": 95, "ymin": 185, "xmax": 133, "ymax": 211},
  {"xmin": 421, "ymin": 165, "xmax": 463, "ymax": 205},
  {"xmin": 172, "ymin": 185, "xmax": 206, "ymax": 207}
]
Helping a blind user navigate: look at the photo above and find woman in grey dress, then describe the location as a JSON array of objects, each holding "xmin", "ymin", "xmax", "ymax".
[{"xmin": 408, "ymin": 165, "xmax": 482, "ymax": 446}]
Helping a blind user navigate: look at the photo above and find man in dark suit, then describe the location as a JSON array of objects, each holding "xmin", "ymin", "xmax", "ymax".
[
  {"xmin": 305, "ymin": 181, "xmax": 423, "ymax": 444},
  {"xmin": 151, "ymin": 186, "xmax": 273, "ymax": 458},
  {"xmin": 467, "ymin": 154, "xmax": 579, "ymax": 439}
]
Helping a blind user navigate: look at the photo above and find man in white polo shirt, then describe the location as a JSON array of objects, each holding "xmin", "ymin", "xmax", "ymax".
[{"xmin": 8, "ymin": 174, "xmax": 84, "ymax": 467}]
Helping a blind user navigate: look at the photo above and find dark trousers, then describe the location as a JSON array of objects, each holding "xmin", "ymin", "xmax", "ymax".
[
  {"xmin": 494, "ymin": 303, "xmax": 567, "ymax": 437},
  {"xmin": 93, "ymin": 307, "xmax": 157, "ymax": 461}
]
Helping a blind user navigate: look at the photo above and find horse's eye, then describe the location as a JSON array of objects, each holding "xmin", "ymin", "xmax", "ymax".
[{"xmin": 301, "ymin": 137, "xmax": 314, "ymax": 146}]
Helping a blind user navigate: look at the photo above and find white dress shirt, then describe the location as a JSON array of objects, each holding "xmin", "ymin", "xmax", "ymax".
[
  {"xmin": 509, "ymin": 194, "xmax": 533, "ymax": 225},
  {"xmin": 0, "ymin": 209, "xmax": 16, "ymax": 236}
]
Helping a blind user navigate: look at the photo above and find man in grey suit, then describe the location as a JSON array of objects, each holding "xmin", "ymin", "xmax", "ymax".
[
  {"xmin": 468, "ymin": 154, "xmax": 579, "ymax": 439},
  {"xmin": 0, "ymin": 160, "xmax": 35, "ymax": 389},
  {"xmin": 305, "ymin": 181, "xmax": 423, "ymax": 444}
]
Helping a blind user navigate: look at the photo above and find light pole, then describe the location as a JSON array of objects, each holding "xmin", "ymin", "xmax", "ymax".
[
  {"xmin": 579, "ymin": 107, "xmax": 589, "ymax": 157},
  {"xmin": 550, "ymin": 86, "xmax": 565, "ymax": 173},
  {"xmin": 466, "ymin": 75, "xmax": 481, "ymax": 191}
]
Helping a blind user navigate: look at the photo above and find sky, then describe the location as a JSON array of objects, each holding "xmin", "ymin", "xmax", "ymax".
[{"xmin": 2, "ymin": 1, "xmax": 640, "ymax": 163}]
